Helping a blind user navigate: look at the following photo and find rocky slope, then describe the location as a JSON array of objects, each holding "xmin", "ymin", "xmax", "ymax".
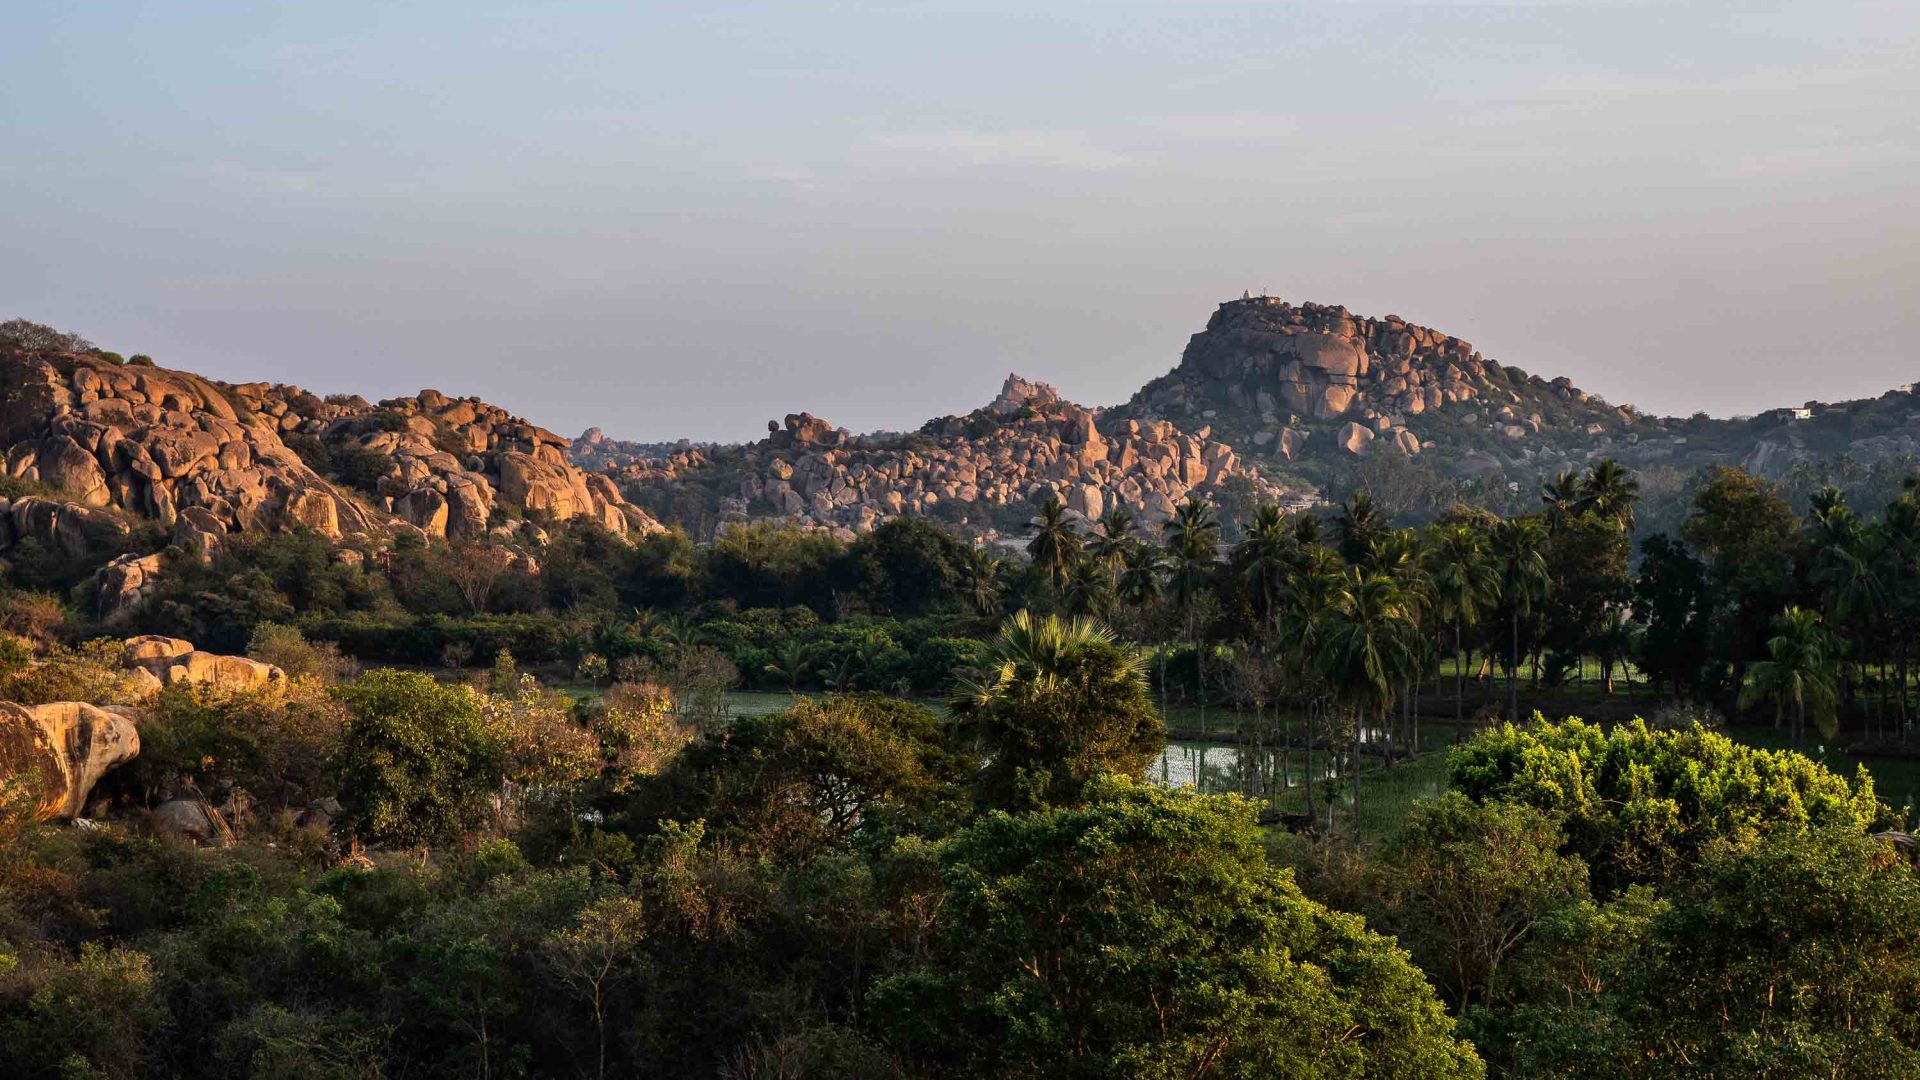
[
  {"xmin": 608, "ymin": 374, "xmax": 1310, "ymax": 542},
  {"xmin": 1117, "ymin": 296, "xmax": 1658, "ymax": 484},
  {"xmin": 0, "ymin": 343, "xmax": 661, "ymax": 618}
]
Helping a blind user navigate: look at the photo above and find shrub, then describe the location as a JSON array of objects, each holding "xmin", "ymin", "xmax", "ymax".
[
  {"xmin": 330, "ymin": 670, "xmax": 504, "ymax": 847},
  {"xmin": 1448, "ymin": 719, "xmax": 1886, "ymax": 889}
]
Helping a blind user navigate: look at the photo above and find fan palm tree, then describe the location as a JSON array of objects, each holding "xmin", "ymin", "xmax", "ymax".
[
  {"xmin": 951, "ymin": 608, "xmax": 1146, "ymax": 712},
  {"xmin": 1577, "ymin": 458, "xmax": 1640, "ymax": 532},
  {"xmin": 1740, "ymin": 606, "xmax": 1841, "ymax": 744},
  {"xmin": 1426, "ymin": 523, "xmax": 1500, "ymax": 735},
  {"xmin": 1026, "ymin": 494, "xmax": 1082, "ymax": 594},
  {"xmin": 1491, "ymin": 517, "xmax": 1551, "ymax": 724}
]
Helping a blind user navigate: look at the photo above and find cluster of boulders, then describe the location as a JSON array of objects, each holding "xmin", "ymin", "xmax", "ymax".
[
  {"xmin": 227, "ymin": 384, "xmax": 662, "ymax": 541},
  {"xmin": 0, "ymin": 636, "xmax": 283, "ymax": 826},
  {"xmin": 726, "ymin": 375, "xmax": 1302, "ymax": 534},
  {"xmin": 1126, "ymin": 296, "xmax": 1633, "ymax": 462},
  {"xmin": 0, "ymin": 352, "xmax": 377, "ymax": 539},
  {"xmin": 0, "ymin": 346, "xmax": 665, "ymax": 618}
]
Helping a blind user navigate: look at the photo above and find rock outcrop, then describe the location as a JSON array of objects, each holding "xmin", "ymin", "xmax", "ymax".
[
  {"xmin": 122, "ymin": 635, "xmax": 284, "ymax": 692},
  {"xmin": 224, "ymin": 384, "xmax": 663, "ymax": 541},
  {"xmin": 613, "ymin": 373, "xmax": 1311, "ymax": 540},
  {"xmin": 0, "ymin": 700, "xmax": 142, "ymax": 819},
  {"xmin": 0, "ymin": 352, "xmax": 379, "ymax": 540}
]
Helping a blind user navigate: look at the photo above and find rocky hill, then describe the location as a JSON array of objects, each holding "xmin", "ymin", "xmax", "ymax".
[
  {"xmin": 1115, "ymin": 295, "xmax": 1920, "ymax": 504},
  {"xmin": 1116, "ymin": 296, "xmax": 1662, "ymax": 486},
  {"xmin": 0, "ymin": 340, "xmax": 660, "ymax": 619},
  {"xmin": 588, "ymin": 295, "xmax": 1920, "ymax": 535},
  {"xmin": 607, "ymin": 373, "xmax": 1310, "ymax": 543}
]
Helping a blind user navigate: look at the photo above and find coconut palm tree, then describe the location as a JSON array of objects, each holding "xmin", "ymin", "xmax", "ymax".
[
  {"xmin": 1540, "ymin": 471, "xmax": 1581, "ymax": 531},
  {"xmin": 957, "ymin": 545, "xmax": 1006, "ymax": 618},
  {"xmin": 1491, "ymin": 517, "xmax": 1551, "ymax": 723},
  {"xmin": 1276, "ymin": 544, "xmax": 1345, "ymax": 824},
  {"xmin": 1026, "ymin": 493, "xmax": 1081, "ymax": 594},
  {"xmin": 1164, "ymin": 496, "xmax": 1222, "ymax": 720},
  {"xmin": 762, "ymin": 640, "xmax": 814, "ymax": 694},
  {"xmin": 1086, "ymin": 507, "xmax": 1137, "ymax": 589},
  {"xmin": 1332, "ymin": 493, "xmax": 1384, "ymax": 565},
  {"xmin": 1233, "ymin": 503, "xmax": 1294, "ymax": 634},
  {"xmin": 1577, "ymin": 458, "xmax": 1640, "ymax": 531},
  {"xmin": 1315, "ymin": 569, "xmax": 1421, "ymax": 821},
  {"xmin": 1116, "ymin": 541, "xmax": 1167, "ymax": 610},
  {"xmin": 1426, "ymin": 523, "xmax": 1500, "ymax": 736},
  {"xmin": 1063, "ymin": 557, "xmax": 1114, "ymax": 619},
  {"xmin": 1740, "ymin": 606, "xmax": 1841, "ymax": 744}
]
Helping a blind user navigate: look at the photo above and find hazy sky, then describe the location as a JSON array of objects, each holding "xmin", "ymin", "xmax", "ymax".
[{"xmin": 4, "ymin": 2, "xmax": 1916, "ymax": 442}]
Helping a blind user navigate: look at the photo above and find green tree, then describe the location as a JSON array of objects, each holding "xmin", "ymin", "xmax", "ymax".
[
  {"xmin": 1623, "ymin": 828, "xmax": 1920, "ymax": 1078},
  {"xmin": 1426, "ymin": 522, "xmax": 1499, "ymax": 731},
  {"xmin": 1025, "ymin": 494, "xmax": 1081, "ymax": 594},
  {"xmin": 1739, "ymin": 606, "xmax": 1842, "ymax": 744},
  {"xmin": 1448, "ymin": 719, "xmax": 1884, "ymax": 891},
  {"xmin": 952, "ymin": 610, "xmax": 1163, "ymax": 808},
  {"xmin": 872, "ymin": 777, "xmax": 1484, "ymax": 1080},
  {"xmin": 331, "ymin": 669, "xmax": 505, "ymax": 847},
  {"xmin": 1490, "ymin": 517, "xmax": 1550, "ymax": 722},
  {"xmin": 1382, "ymin": 793, "xmax": 1589, "ymax": 1010}
]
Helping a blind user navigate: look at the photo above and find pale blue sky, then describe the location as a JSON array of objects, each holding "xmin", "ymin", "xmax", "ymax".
[{"xmin": 4, "ymin": 2, "xmax": 1915, "ymax": 440}]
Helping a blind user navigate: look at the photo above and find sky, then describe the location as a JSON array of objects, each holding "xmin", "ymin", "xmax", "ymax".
[{"xmin": 3, "ymin": 1, "xmax": 1916, "ymax": 443}]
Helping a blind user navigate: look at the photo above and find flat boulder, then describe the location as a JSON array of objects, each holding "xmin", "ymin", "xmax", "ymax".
[{"xmin": 0, "ymin": 701, "xmax": 142, "ymax": 819}]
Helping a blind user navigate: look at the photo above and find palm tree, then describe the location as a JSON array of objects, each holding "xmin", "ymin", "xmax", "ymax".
[
  {"xmin": 1164, "ymin": 496, "xmax": 1222, "ymax": 719},
  {"xmin": 1578, "ymin": 458, "xmax": 1640, "ymax": 531},
  {"xmin": 1426, "ymin": 523, "xmax": 1500, "ymax": 737},
  {"xmin": 1063, "ymin": 557, "xmax": 1114, "ymax": 619},
  {"xmin": 1740, "ymin": 607, "xmax": 1841, "ymax": 744},
  {"xmin": 1087, "ymin": 508, "xmax": 1137, "ymax": 589},
  {"xmin": 1278, "ymin": 550, "xmax": 1345, "ymax": 825},
  {"xmin": 1540, "ymin": 471, "xmax": 1581, "ymax": 530},
  {"xmin": 1026, "ymin": 494, "xmax": 1081, "ymax": 594},
  {"xmin": 762, "ymin": 639, "xmax": 814, "ymax": 694},
  {"xmin": 1315, "ymin": 569, "xmax": 1420, "ymax": 822},
  {"xmin": 951, "ymin": 608, "xmax": 1147, "ymax": 712},
  {"xmin": 1491, "ymin": 517, "xmax": 1551, "ymax": 724},
  {"xmin": 957, "ymin": 545, "xmax": 1005, "ymax": 618},
  {"xmin": 1116, "ymin": 541, "xmax": 1167, "ymax": 610},
  {"xmin": 1233, "ymin": 503, "xmax": 1294, "ymax": 634},
  {"xmin": 1333, "ymin": 493, "xmax": 1383, "ymax": 564}
]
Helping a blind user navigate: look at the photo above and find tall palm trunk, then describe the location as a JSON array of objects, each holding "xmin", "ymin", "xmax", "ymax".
[
  {"xmin": 1454, "ymin": 620, "xmax": 1466, "ymax": 743},
  {"xmin": 1302, "ymin": 698, "xmax": 1316, "ymax": 824},
  {"xmin": 1508, "ymin": 609, "xmax": 1520, "ymax": 723}
]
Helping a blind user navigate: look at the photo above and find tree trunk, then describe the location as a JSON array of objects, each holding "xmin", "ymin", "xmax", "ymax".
[
  {"xmin": 1454, "ymin": 620, "xmax": 1465, "ymax": 743},
  {"xmin": 1508, "ymin": 610, "xmax": 1520, "ymax": 724}
]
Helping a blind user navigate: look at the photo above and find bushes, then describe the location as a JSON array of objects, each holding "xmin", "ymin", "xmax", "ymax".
[
  {"xmin": 873, "ymin": 777, "xmax": 1484, "ymax": 1080},
  {"xmin": 330, "ymin": 671, "xmax": 504, "ymax": 847},
  {"xmin": 1448, "ymin": 718, "xmax": 1886, "ymax": 890}
]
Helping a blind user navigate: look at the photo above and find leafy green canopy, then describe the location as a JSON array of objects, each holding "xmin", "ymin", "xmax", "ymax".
[
  {"xmin": 1448, "ymin": 719, "xmax": 1885, "ymax": 890},
  {"xmin": 874, "ymin": 776, "xmax": 1484, "ymax": 1080},
  {"xmin": 330, "ymin": 670, "xmax": 506, "ymax": 848}
]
